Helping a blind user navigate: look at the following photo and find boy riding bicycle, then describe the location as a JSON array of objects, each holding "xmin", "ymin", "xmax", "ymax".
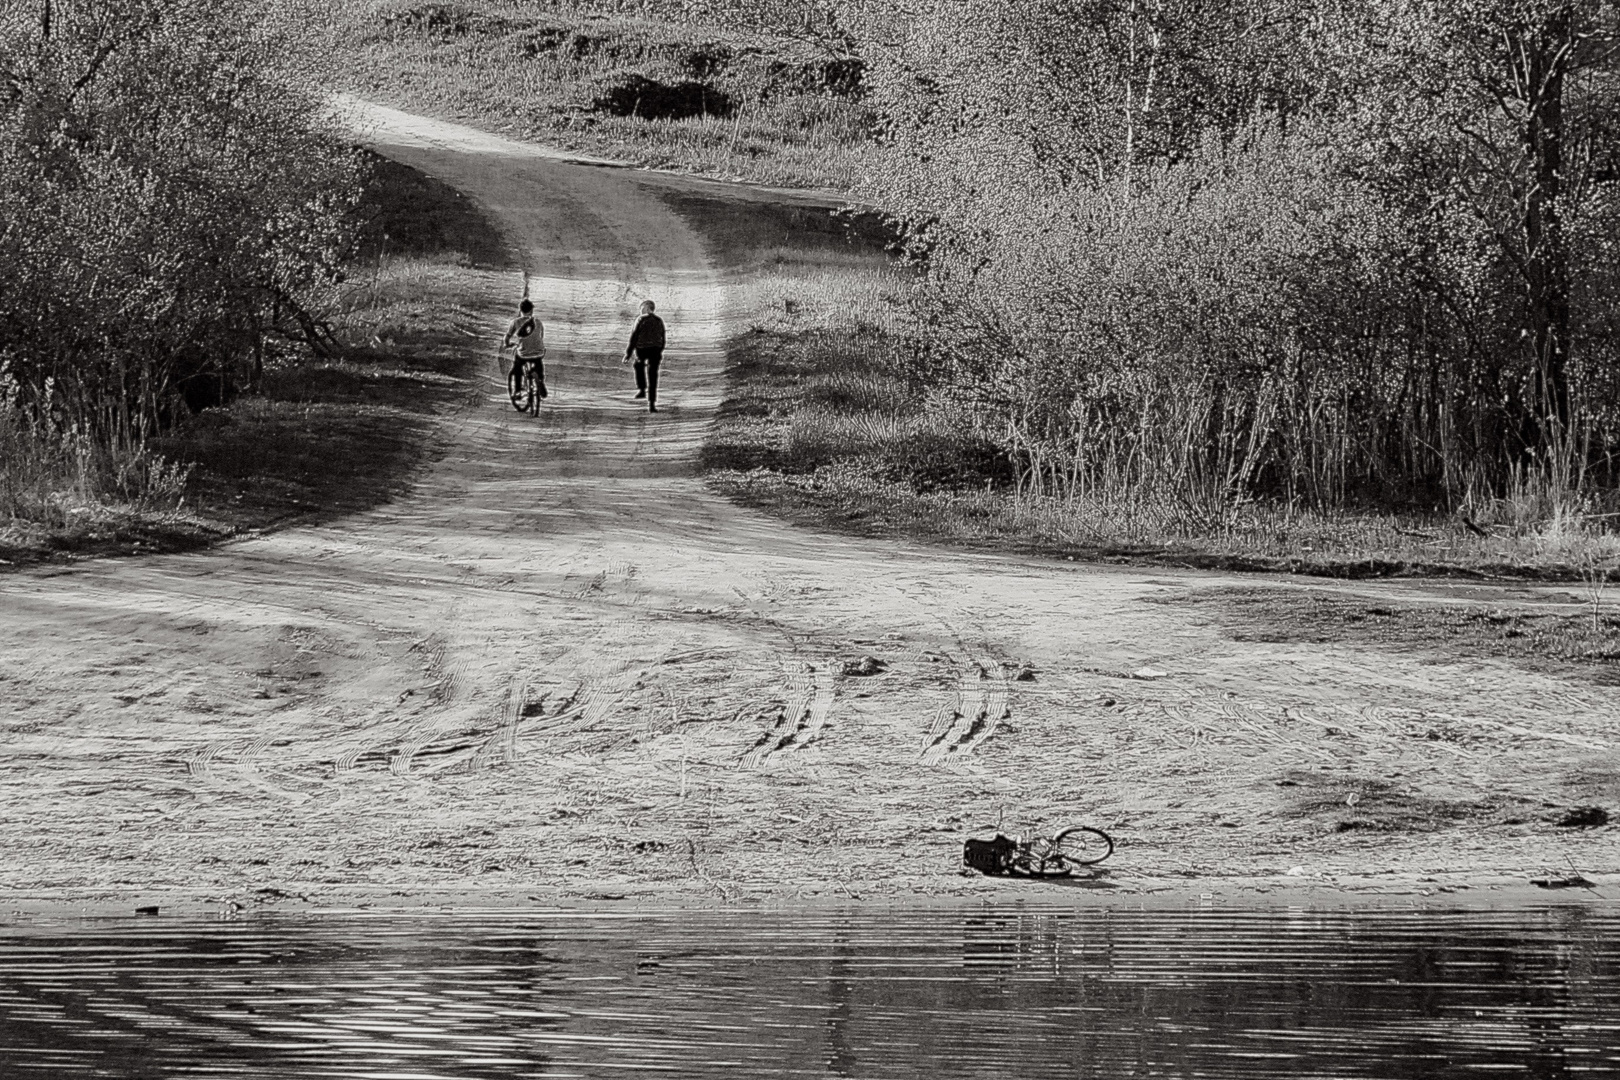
[{"xmin": 503, "ymin": 298, "xmax": 547, "ymax": 400}]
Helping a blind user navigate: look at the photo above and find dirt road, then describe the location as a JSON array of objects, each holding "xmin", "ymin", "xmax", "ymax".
[{"xmin": 2, "ymin": 104, "xmax": 1616, "ymax": 913}]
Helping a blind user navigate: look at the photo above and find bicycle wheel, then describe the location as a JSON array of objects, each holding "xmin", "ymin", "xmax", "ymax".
[
  {"xmin": 524, "ymin": 366, "xmax": 541, "ymax": 415},
  {"xmin": 508, "ymin": 366, "xmax": 528, "ymax": 412},
  {"xmin": 1046, "ymin": 825, "xmax": 1113, "ymax": 868}
]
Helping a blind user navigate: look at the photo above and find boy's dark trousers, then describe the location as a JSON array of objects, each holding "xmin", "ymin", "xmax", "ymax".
[
  {"xmin": 511, "ymin": 355, "xmax": 546, "ymax": 396},
  {"xmin": 633, "ymin": 347, "xmax": 663, "ymax": 408}
]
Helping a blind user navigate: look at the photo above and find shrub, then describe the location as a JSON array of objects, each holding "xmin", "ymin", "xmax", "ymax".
[
  {"xmin": 593, "ymin": 73, "xmax": 735, "ymax": 119},
  {"xmin": 863, "ymin": 0, "xmax": 1620, "ymax": 520},
  {"xmin": 0, "ymin": 0, "xmax": 364, "ymax": 523},
  {"xmin": 382, "ymin": 2, "xmax": 478, "ymax": 37}
]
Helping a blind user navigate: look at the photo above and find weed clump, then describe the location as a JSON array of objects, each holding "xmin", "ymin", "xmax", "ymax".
[
  {"xmin": 1553, "ymin": 805, "xmax": 1609, "ymax": 829},
  {"xmin": 382, "ymin": 2, "xmax": 478, "ymax": 37}
]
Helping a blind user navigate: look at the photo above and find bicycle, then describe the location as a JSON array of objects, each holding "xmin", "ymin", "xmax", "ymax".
[
  {"xmin": 962, "ymin": 825, "xmax": 1113, "ymax": 877},
  {"xmin": 506, "ymin": 352, "xmax": 544, "ymax": 416}
]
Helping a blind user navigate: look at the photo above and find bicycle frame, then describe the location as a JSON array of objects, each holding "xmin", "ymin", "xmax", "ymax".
[
  {"xmin": 508, "ymin": 352, "xmax": 541, "ymax": 415},
  {"xmin": 963, "ymin": 825, "xmax": 1113, "ymax": 877}
]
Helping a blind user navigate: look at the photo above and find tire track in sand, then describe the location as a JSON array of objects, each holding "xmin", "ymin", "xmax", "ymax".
[
  {"xmin": 921, "ymin": 659, "xmax": 1010, "ymax": 766},
  {"xmin": 741, "ymin": 662, "xmax": 836, "ymax": 768}
]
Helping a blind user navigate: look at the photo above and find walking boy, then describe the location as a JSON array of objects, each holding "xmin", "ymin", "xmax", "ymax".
[{"xmin": 625, "ymin": 299, "xmax": 665, "ymax": 413}]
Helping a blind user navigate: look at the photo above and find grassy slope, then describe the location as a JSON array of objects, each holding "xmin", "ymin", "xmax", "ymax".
[
  {"xmin": 335, "ymin": 0, "xmax": 872, "ymax": 189},
  {"xmin": 0, "ymin": 154, "xmax": 512, "ymax": 569}
]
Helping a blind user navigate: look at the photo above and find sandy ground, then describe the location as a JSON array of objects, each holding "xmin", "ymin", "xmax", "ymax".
[{"xmin": 2, "ymin": 103, "xmax": 1617, "ymax": 917}]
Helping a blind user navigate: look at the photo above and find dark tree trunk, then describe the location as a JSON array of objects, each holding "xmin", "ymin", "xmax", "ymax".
[
  {"xmin": 251, "ymin": 320, "xmax": 264, "ymax": 394},
  {"xmin": 1514, "ymin": 12, "xmax": 1573, "ymax": 455}
]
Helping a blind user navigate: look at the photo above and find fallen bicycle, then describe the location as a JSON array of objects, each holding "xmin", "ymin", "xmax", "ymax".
[{"xmin": 963, "ymin": 825, "xmax": 1113, "ymax": 877}]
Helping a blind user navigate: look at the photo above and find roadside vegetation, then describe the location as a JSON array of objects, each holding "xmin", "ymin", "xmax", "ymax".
[
  {"xmin": 332, "ymin": 0, "xmax": 872, "ymax": 188},
  {"xmin": 863, "ymin": 2, "xmax": 1620, "ymax": 575},
  {"xmin": 0, "ymin": 2, "xmax": 508, "ymax": 567},
  {"xmin": 691, "ymin": 0, "xmax": 1620, "ymax": 593},
  {"xmin": 700, "ymin": 232, "xmax": 1620, "ymax": 583},
  {"xmin": 154, "ymin": 156, "xmax": 511, "ymax": 548}
]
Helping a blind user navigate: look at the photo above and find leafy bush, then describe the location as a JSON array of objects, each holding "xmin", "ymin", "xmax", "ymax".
[
  {"xmin": 861, "ymin": 0, "xmax": 1620, "ymax": 521},
  {"xmin": 593, "ymin": 74, "xmax": 735, "ymax": 119},
  {"xmin": 0, "ymin": 0, "xmax": 364, "ymax": 522}
]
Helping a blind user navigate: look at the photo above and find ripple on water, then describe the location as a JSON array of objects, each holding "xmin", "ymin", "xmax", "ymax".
[{"xmin": 1, "ymin": 907, "xmax": 1617, "ymax": 1078}]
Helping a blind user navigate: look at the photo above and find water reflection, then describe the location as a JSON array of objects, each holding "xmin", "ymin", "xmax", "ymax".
[{"xmin": 1, "ymin": 907, "xmax": 1616, "ymax": 1078}]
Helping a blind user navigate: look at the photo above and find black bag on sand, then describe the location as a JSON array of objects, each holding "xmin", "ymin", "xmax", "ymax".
[{"xmin": 963, "ymin": 835, "xmax": 1018, "ymax": 876}]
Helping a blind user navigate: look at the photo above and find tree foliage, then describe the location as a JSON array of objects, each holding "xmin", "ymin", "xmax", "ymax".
[
  {"xmin": 859, "ymin": 0, "xmax": 1620, "ymax": 512},
  {"xmin": 0, "ymin": 0, "xmax": 364, "ymax": 478}
]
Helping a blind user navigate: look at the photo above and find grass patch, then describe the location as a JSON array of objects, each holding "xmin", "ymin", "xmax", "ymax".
[
  {"xmin": 657, "ymin": 182, "xmax": 1012, "ymax": 519},
  {"xmin": 354, "ymin": 150, "xmax": 511, "ymax": 267},
  {"xmin": 699, "ymin": 326, "xmax": 1013, "ymax": 491},
  {"xmin": 333, "ymin": 1, "xmax": 873, "ymax": 189},
  {"xmin": 1272, "ymin": 771, "xmax": 1541, "ymax": 834},
  {"xmin": 0, "ymin": 152, "xmax": 509, "ymax": 570},
  {"xmin": 1165, "ymin": 587, "xmax": 1620, "ymax": 684}
]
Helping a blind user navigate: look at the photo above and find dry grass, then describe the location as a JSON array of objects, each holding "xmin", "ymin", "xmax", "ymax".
[
  {"xmin": 332, "ymin": 0, "xmax": 873, "ymax": 189},
  {"xmin": 0, "ymin": 413, "xmax": 204, "ymax": 565},
  {"xmin": 0, "ymin": 416, "xmax": 191, "ymax": 525},
  {"xmin": 696, "ymin": 214, "xmax": 1620, "ymax": 585},
  {"xmin": 715, "ymin": 445, "xmax": 1620, "ymax": 582},
  {"xmin": 1169, "ymin": 586, "xmax": 1620, "ymax": 684},
  {"xmin": 2, "ymin": 370, "xmax": 204, "ymax": 565}
]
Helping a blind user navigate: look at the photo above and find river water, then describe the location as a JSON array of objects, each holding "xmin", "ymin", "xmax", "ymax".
[{"xmin": 1, "ymin": 905, "xmax": 1615, "ymax": 1078}]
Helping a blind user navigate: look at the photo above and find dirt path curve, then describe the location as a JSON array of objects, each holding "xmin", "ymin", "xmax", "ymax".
[{"xmin": 3, "ymin": 105, "xmax": 1616, "ymax": 910}]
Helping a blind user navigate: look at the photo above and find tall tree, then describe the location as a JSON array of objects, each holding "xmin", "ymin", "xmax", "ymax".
[
  {"xmin": 1454, "ymin": 1, "xmax": 1620, "ymax": 450},
  {"xmin": 1322, "ymin": 0, "xmax": 1620, "ymax": 456}
]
